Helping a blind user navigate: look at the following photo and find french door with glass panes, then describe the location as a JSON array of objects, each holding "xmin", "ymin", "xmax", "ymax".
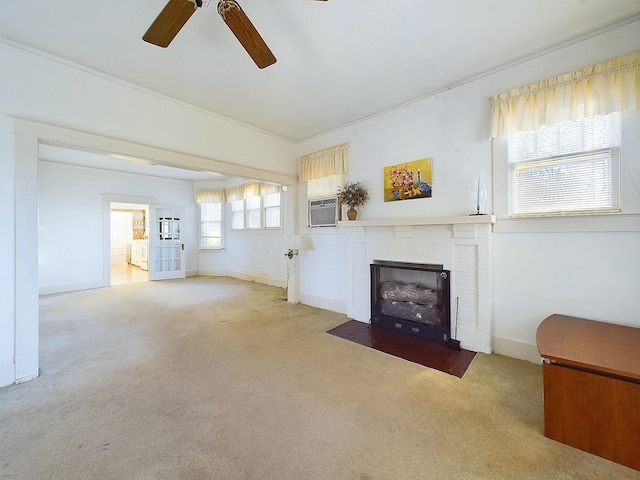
[{"xmin": 149, "ymin": 205, "xmax": 186, "ymax": 281}]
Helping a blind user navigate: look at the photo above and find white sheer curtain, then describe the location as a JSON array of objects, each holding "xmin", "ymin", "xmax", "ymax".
[
  {"xmin": 225, "ymin": 182, "xmax": 282, "ymax": 202},
  {"xmin": 490, "ymin": 51, "xmax": 639, "ymax": 137},
  {"xmin": 195, "ymin": 188, "xmax": 226, "ymax": 204}
]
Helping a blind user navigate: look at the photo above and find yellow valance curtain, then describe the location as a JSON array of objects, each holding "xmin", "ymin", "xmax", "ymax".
[
  {"xmin": 490, "ymin": 51, "xmax": 639, "ymax": 137},
  {"xmin": 300, "ymin": 143, "xmax": 349, "ymax": 182},
  {"xmin": 226, "ymin": 182, "xmax": 282, "ymax": 202},
  {"xmin": 195, "ymin": 188, "xmax": 226, "ymax": 204}
]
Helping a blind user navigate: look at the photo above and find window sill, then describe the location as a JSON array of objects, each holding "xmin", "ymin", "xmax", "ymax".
[
  {"xmin": 198, "ymin": 246, "xmax": 225, "ymax": 251},
  {"xmin": 229, "ymin": 228, "xmax": 284, "ymax": 236},
  {"xmin": 336, "ymin": 215, "xmax": 496, "ymax": 228},
  {"xmin": 493, "ymin": 213, "xmax": 640, "ymax": 233}
]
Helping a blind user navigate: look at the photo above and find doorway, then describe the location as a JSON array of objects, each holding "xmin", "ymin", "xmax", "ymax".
[{"xmin": 110, "ymin": 202, "xmax": 150, "ymax": 286}]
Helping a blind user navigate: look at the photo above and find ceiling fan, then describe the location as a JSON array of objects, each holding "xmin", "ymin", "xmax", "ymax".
[{"xmin": 143, "ymin": 0, "xmax": 327, "ymax": 69}]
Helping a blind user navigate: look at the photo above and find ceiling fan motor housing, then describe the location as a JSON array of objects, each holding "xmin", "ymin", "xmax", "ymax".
[{"xmin": 217, "ymin": 0, "xmax": 241, "ymax": 19}]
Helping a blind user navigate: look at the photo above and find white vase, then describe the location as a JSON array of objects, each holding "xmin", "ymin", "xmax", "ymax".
[{"xmin": 471, "ymin": 172, "xmax": 487, "ymax": 215}]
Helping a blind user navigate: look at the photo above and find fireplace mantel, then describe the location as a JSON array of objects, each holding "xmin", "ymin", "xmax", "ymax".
[
  {"xmin": 338, "ymin": 215, "xmax": 496, "ymax": 228},
  {"xmin": 342, "ymin": 215, "xmax": 495, "ymax": 353}
]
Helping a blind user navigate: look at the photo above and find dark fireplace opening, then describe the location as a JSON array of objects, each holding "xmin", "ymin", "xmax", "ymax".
[{"xmin": 370, "ymin": 260, "xmax": 459, "ymax": 350}]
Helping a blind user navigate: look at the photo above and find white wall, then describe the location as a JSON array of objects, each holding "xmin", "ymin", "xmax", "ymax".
[
  {"xmin": 38, "ymin": 160, "xmax": 199, "ymax": 294},
  {"xmin": 0, "ymin": 114, "xmax": 16, "ymax": 386},
  {"xmin": 295, "ymin": 22, "xmax": 640, "ymax": 362},
  {"xmin": 0, "ymin": 41, "xmax": 297, "ymax": 178},
  {"xmin": 1, "ymin": 21, "xmax": 638, "ymax": 389},
  {"xmin": 0, "ymin": 40, "xmax": 297, "ymax": 387},
  {"xmin": 196, "ymin": 180, "xmax": 294, "ymax": 288}
]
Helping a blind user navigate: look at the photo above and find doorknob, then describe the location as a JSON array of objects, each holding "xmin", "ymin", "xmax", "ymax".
[{"xmin": 181, "ymin": 244, "xmax": 184, "ymax": 251}]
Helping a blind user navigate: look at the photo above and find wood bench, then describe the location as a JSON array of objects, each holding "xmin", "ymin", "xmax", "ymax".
[{"xmin": 536, "ymin": 314, "xmax": 640, "ymax": 471}]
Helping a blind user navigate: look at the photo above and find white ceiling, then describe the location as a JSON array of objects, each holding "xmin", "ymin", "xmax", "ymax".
[{"xmin": 2, "ymin": 0, "xmax": 639, "ymax": 145}]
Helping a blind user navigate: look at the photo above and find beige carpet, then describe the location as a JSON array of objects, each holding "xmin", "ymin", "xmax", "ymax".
[{"xmin": 1, "ymin": 277, "xmax": 637, "ymax": 480}]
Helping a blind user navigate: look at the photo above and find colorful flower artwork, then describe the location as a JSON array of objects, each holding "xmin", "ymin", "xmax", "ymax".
[{"xmin": 384, "ymin": 158, "xmax": 433, "ymax": 202}]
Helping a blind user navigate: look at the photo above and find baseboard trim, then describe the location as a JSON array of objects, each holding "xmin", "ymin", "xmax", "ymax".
[
  {"xmin": 493, "ymin": 335, "xmax": 541, "ymax": 364},
  {"xmin": 197, "ymin": 269, "xmax": 228, "ymax": 277},
  {"xmin": 15, "ymin": 350, "xmax": 38, "ymax": 382},
  {"xmin": 299, "ymin": 293, "xmax": 347, "ymax": 315},
  {"xmin": 39, "ymin": 280, "xmax": 103, "ymax": 295},
  {"xmin": 199, "ymin": 270, "xmax": 285, "ymax": 289}
]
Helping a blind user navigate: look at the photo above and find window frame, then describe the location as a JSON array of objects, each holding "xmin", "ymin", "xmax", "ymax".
[
  {"xmin": 199, "ymin": 201, "xmax": 224, "ymax": 249},
  {"xmin": 230, "ymin": 192, "xmax": 283, "ymax": 231},
  {"xmin": 492, "ymin": 110, "xmax": 640, "ymax": 233},
  {"xmin": 262, "ymin": 192, "xmax": 282, "ymax": 229},
  {"xmin": 245, "ymin": 195, "xmax": 262, "ymax": 230},
  {"xmin": 506, "ymin": 112, "xmax": 621, "ymax": 217}
]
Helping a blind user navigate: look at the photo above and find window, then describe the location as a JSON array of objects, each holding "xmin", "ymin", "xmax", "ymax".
[
  {"xmin": 263, "ymin": 192, "xmax": 281, "ymax": 228},
  {"xmin": 508, "ymin": 112, "xmax": 621, "ymax": 216},
  {"xmin": 231, "ymin": 193, "xmax": 282, "ymax": 230},
  {"xmin": 307, "ymin": 173, "xmax": 343, "ymax": 200},
  {"xmin": 245, "ymin": 196, "xmax": 261, "ymax": 229},
  {"xmin": 231, "ymin": 200, "xmax": 244, "ymax": 230},
  {"xmin": 300, "ymin": 143, "xmax": 348, "ymax": 227},
  {"xmin": 200, "ymin": 202, "xmax": 223, "ymax": 247}
]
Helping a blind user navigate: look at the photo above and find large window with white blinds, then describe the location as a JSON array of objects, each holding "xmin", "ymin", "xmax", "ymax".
[{"xmin": 508, "ymin": 112, "xmax": 621, "ymax": 216}]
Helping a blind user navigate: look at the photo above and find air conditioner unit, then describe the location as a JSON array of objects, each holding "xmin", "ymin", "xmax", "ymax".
[{"xmin": 309, "ymin": 197, "xmax": 337, "ymax": 227}]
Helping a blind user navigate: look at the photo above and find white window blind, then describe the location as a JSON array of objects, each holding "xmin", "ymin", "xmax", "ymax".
[
  {"xmin": 509, "ymin": 113, "xmax": 621, "ymax": 216},
  {"xmin": 307, "ymin": 173, "xmax": 343, "ymax": 200}
]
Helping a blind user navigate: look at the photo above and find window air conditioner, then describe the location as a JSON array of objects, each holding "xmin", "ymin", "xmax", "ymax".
[{"xmin": 309, "ymin": 197, "xmax": 337, "ymax": 227}]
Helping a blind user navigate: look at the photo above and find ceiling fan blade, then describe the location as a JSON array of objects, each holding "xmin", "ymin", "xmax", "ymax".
[
  {"xmin": 143, "ymin": 0, "xmax": 200, "ymax": 48},
  {"xmin": 217, "ymin": 1, "xmax": 276, "ymax": 69}
]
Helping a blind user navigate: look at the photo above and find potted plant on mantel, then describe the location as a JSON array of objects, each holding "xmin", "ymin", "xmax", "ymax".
[{"xmin": 337, "ymin": 181, "xmax": 369, "ymax": 221}]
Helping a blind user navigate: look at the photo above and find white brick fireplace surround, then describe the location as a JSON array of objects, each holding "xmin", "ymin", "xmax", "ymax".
[{"xmin": 340, "ymin": 216, "xmax": 496, "ymax": 353}]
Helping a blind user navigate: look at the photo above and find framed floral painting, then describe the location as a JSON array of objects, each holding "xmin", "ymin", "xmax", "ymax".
[{"xmin": 384, "ymin": 158, "xmax": 433, "ymax": 202}]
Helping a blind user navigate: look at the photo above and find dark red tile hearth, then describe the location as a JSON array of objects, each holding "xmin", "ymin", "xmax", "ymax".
[{"xmin": 327, "ymin": 320, "xmax": 476, "ymax": 378}]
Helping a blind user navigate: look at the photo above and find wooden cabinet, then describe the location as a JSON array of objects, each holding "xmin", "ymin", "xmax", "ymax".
[
  {"xmin": 131, "ymin": 241, "xmax": 149, "ymax": 271},
  {"xmin": 537, "ymin": 314, "xmax": 640, "ymax": 471}
]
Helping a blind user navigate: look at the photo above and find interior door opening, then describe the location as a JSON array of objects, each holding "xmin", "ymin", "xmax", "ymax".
[{"xmin": 110, "ymin": 202, "xmax": 150, "ymax": 286}]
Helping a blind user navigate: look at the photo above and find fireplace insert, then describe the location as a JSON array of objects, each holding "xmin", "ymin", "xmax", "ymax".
[{"xmin": 370, "ymin": 261, "xmax": 458, "ymax": 349}]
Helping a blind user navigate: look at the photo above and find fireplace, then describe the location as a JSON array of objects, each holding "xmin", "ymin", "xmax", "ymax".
[{"xmin": 370, "ymin": 260, "xmax": 459, "ymax": 349}]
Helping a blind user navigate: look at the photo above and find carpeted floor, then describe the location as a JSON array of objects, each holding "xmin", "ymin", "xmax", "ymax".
[{"xmin": 1, "ymin": 277, "xmax": 638, "ymax": 480}]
